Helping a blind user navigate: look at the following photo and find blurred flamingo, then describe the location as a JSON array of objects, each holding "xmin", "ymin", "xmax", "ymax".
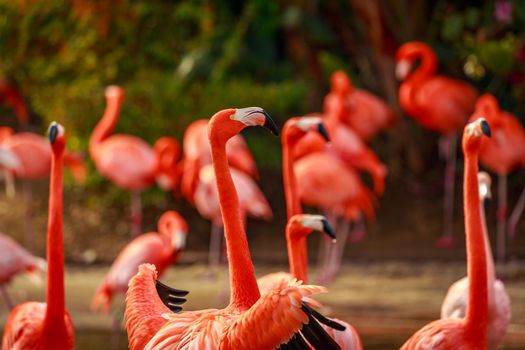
[
  {"xmin": 89, "ymin": 85, "xmax": 180, "ymax": 236},
  {"xmin": 125, "ymin": 107, "xmax": 343, "ymax": 350},
  {"xmin": 469, "ymin": 93, "xmax": 525, "ymax": 264},
  {"xmin": 401, "ymin": 118, "xmax": 491, "ymax": 349},
  {"xmin": 325, "ymin": 70, "xmax": 396, "ymax": 143},
  {"xmin": 2, "ymin": 122, "xmax": 75, "ymax": 350},
  {"xmin": 179, "ymin": 118, "xmax": 267, "ymax": 274},
  {"xmin": 396, "ymin": 41, "xmax": 478, "ymax": 248},
  {"xmin": 0, "ymin": 233, "xmax": 46, "ymax": 310},
  {"xmin": 441, "ymin": 171, "xmax": 510, "ymax": 349},
  {"xmin": 91, "ymin": 210, "xmax": 187, "ymax": 349},
  {"xmin": 293, "ymin": 113, "xmax": 382, "ymax": 282},
  {"xmin": 0, "ymin": 126, "xmax": 86, "ymax": 250},
  {"xmin": 0, "ymin": 77, "xmax": 29, "ymax": 127}
]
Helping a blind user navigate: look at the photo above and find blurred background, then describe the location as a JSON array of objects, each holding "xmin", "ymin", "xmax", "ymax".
[{"xmin": 0, "ymin": 0, "xmax": 524, "ymax": 349}]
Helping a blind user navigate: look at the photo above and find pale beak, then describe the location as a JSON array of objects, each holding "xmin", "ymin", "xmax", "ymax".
[{"xmin": 395, "ymin": 60, "xmax": 411, "ymax": 80}]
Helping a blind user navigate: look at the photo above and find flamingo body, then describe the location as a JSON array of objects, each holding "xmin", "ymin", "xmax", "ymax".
[
  {"xmin": 0, "ymin": 233, "xmax": 45, "ymax": 284},
  {"xmin": 2, "ymin": 302, "xmax": 74, "ymax": 350}
]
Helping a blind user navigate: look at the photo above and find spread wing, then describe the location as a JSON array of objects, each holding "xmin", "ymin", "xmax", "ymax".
[{"xmin": 221, "ymin": 280, "xmax": 344, "ymax": 350}]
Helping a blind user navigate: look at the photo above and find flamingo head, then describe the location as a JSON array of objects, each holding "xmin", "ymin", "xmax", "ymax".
[
  {"xmin": 330, "ymin": 70, "xmax": 353, "ymax": 95},
  {"xmin": 293, "ymin": 116, "xmax": 330, "ymax": 142},
  {"xmin": 154, "ymin": 137, "xmax": 181, "ymax": 190},
  {"xmin": 105, "ymin": 85, "xmax": 125, "ymax": 103},
  {"xmin": 287, "ymin": 214, "xmax": 336, "ymax": 241},
  {"xmin": 158, "ymin": 211, "xmax": 188, "ymax": 251},
  {"xmin": 209, "ymin": 107, "xmax": 279, "ymax": 143},
  {"xmin": 463, "ymin": 117, "xmax": 491, "ymax": 153},
  {"xmin": 48, "ymin": 121, "xmax": 66, "ymax": 153},
  {"xmin": 395, "ymin": 41, "xmax": 435, "ymax": 80}
]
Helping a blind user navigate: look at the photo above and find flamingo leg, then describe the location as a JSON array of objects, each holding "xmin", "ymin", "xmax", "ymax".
[
  {"xmin": 3, "ymin": 170, "xmax": 15, "ymax": 198},
  {"xmin": 324, "ymin": 217, "xmax": 350, "ymax": 283},
  {"xmin": 23, "ymin": 180, "xmax": 34, "ymax": 252},
  {"xmin": 130, "ymin": 190, "xmax": 142, "ymax": 237},
  {"xmin": 508, "ymin": 185, "xmax": 525, "ymax": 240},
  {"xmin": 0, "ymin": 285, "xmax": 13, "ymax": 311},
  {"xmin": 208, "ymin": 223, "xmax": 223, "ymax": 278},
  {"xmin": 316, "ymin": 211, "xmax": 336, "ymax": 284},
  {"xmin": 436, "ymin": 133, "xmax": 457, "ymax": 249},
  {"xmin": 349, "ymin": 217, "xmax": 367, "ymax": 243},
  {"xmin": 497, "ymin": 174, "xmax": 507, "ymax": 268}
]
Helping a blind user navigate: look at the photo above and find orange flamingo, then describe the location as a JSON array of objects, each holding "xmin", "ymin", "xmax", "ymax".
[
  {"xmin": 401, "ymin": 118, "xmax": 491, "ymax": 349},
  {"xmin": 0, "ymin": 233, "xmax": 46, "ymax": 310},
  {"xmin": 0, "ymin": 77, "xmax": 29, "ymax": 127},
  {"xmin": 179, "ymin": 118, "xmax": 267, "ymax": 273},
  {"xmin": 125, "ymin": 107, "xmax": 343, "ymax": 350},
  {"xmin": 469, "ymin": 93, "xmax": 525, "ymax": 263},
  {"xmin": 440, "ymin": 171, "xmax": 510, "ymax": 349},
  {"xmin": 396, "ymin": 41, "xmax": 478, "ymax": 249},
  {"xmin": 325, "ymin": 70, "xmax": 396, "ymax": 143},
  {"xmin": 89, "ymin": 86, "xmax": 180, "ymax": 236},
  {"xmin": 2, "ymin": 122, "xmax": 74, "ymax": 350}
]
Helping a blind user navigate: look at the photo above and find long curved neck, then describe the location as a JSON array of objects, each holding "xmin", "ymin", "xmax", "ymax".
[
  {"xmin": 43, "ymin": 146, "xmax": 66, "ymax": 331},
  {"xmin": 480, "ymin": 195, "xmax": 495, "ymax": 299},
  {"xmin": 209, "ymin": 131, "xmax": 260, "ymax": 310},
  {"xmin": 282, "ymin": 125, "xmax": 309, "ymax": 281},
  {"xmin": 464, "ymin": 149, "xmax": 488, "ymax": 342},
  {"xmin": 89, "ymin": 96, "xmax": 122, "ymax": 156},
  {"xmin": 411, "ymin": 47, "xmax": 437, "ymax": 80}
]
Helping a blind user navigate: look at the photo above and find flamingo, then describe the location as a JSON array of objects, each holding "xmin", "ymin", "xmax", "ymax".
[
  {"xmin": 400, "ymin": 118, "xmax": 491, "ymax": 349},
  {"xmin": 324, "ymin": 70, "xmax": 396, "ymax": 143},
  {"xmin": 89, "ymin": 85, "xmax": 180, "ymax": 236},
  {"xmin": 440, "ymin": 171, "xmax": 510, "ymax": 349},
  {"xmin": 396, "ymin": 41, "xmax": 478, "ymax": 249},
  {"xmin": 0, "ymin": 126, "xmax": 86, "ymax": 250},
  {"xmin": 0, "ymin": 77, "xmax": 29, "ymax": 127},
  {"xmin": 0, "ymin": 233, "xmax": 46, "ymax": 310},
  {"xmin": 293, "ymin": 113, "xmax": 381, "ymax": 282},
  {"xmin": 125, "ymin": 107, "xmax": 344, "ymax": 350},
  {"xmin": 468, "ymin": 93, "xmax": 525, "ymax": 264},
  {"xmin": 179, "ymin": 118, "xmax": 267, "ymax": 273},
  {"xmin": 2, "ymin": 122, "xmax": 74, "ymax": 350}
]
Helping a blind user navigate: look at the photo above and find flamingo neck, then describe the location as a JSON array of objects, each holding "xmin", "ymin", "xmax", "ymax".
[
  {"xmin": 282, "ymin": 126, "xmax": 308, "ymax": 280},
  {"xmin": 480, "ymin": 195, "xmax": 495, "ymax": 299},
  {"xmin": 464, "ymin": 150, "xmax": 488, "ymax": 342},
  {"xmin": 43, "ymin": 147, "xmax": 67, "ymax": 334},
  {"xmin": 89, "ymin": 96, "xmax": 122, "ymax": 157},
  {"xmin": 286, "ymin": 228, "xmax": 309, "ymax": 283},
  {"xmin": 410, "ymin": 47, "xmax": 437, "ymax": 81},
  {"xmin": 209, "ymin": 134, "xmax": 260, "ymax": 310}
]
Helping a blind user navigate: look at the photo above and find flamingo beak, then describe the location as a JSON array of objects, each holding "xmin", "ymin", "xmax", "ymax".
[
  {"xmin": 262, "ymin": 111, "xmax": 279, "ymax": 136},
  {"xmin": 395, "ymin": 60, "xmax": 411, "ymax": 80},
  {"xmin": 171, "ymin": 231, "xmax": 187, "ymax": 250},
  {"xmin": 321, "ymin": 219, "xmax": 336, "ymax": 241},
  {"xmin": 481, "ymin": 120, "xmax": 491, "ymax": 137},
  {"xmin": 317, "ymin": 122, "xmax": 330, "ymax": 142},
  {"xmin": 48, "ymin": 122, "xmax": 58, "ymax": 144}
]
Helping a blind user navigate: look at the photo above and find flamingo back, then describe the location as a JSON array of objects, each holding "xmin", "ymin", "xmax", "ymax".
[{"xmin": 0, "ymin": 233, "xmax": 45, "ymax": 284}]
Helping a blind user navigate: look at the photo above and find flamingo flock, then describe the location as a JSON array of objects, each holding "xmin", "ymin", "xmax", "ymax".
[{"xmin": 0, "ymin": 39, "xmax": 523, "ymax": 350}]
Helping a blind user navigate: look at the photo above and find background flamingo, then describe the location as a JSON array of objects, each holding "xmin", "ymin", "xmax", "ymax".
[
  {"xmin": 440, "ymin": 171, "xmax": 510, "ymax": 349},
  {"xmin": 396, "ymin": 41, "xmax": 478, "ymax": 248},
  {"xmin": 401, "ymin": 118, "xmax": 491, "ymax": 349},
  {"xmin": 0, "ymin": 126, "xmax": 86, "ymax": 250},
  {"xmin": 2, "ymin": 122, "xmax": 75, "ymax": 350},
  {"xmin": 91, "ymin": 210, "xmax": 187, "ymax": 349},
  {"xmin": 89, "ymin": 85, "xmax": 180, "ymax": 236},
  {"xmin": 469, "ymin": 93, "xmax": 525, "ymax": 264},
  {"xmin": 125, "ymin": 107, "xmax": 344, "ymax": 350},
  {"xmin": 324, "ymin": 70, "xmax": 396, "ymax": 143},
  {"xmin": 0, "ymin": 233, "xmax": 46, "ymax": 310},
  {"xmin": 0, "ymin": 77, "xmax": 29, "ymax": 128}
]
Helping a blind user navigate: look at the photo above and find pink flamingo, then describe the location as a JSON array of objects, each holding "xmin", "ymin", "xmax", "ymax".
[
  {"xmin": 2, "ymin": 122, "xmax": 75, "ymax": 350},
  {"xmin": 401, "ymin": 118, "xmax": 491, "ymax": 349},
  {"xmin": 325, "ymin": 70, "xmax": 396, "ymax": 143},
  {"xmin": 125, "ymin": 107, "xmax": 343, "ymax": 350},
  {"xmin": 89, "ymin": 85, "xmax": 180, "ymax": 236},
  {"xmin": 396, "ymin": 41, "xmax": 478, "ymax": 248},
  {"xmin": 440, "ymin": 171, "xmax": 510, "ymax": 349}
]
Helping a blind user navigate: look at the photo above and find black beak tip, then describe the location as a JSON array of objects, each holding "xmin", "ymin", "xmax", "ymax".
[
  {"xmin": 317, "ymin": 123, "xmax": 330, "ymax": 142},
  {"xmin": 481, "ymin": 120, "xmax": 491, "ymax": 137},
  {"xmin": 262, "ymin": 111, "xmax": 279, "ymax": 136},
  {"xmin": 321, "ymin": 219, "xmax": 336, "ymax": 240},
  {"xmin": 48, "ymin": 122, "xmax": 58, "ymax": 144},
  {"xmin": 483, "ymin": 198, "xmax": 490, "ymax": 212}
]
